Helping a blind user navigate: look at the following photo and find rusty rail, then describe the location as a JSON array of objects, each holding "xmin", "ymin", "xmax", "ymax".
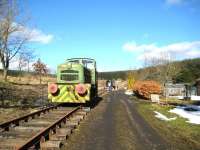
[
  {"xmin": 0, "ymin": 105, "xmax": 57, "ymax": 131},
  {"xmin": 17, "ymin": 106, "xmax": 81, "ymax": 150}
]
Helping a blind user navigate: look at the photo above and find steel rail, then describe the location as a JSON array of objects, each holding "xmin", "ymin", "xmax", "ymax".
[
  {"xmin": 0, "ymin": 105, "xmax": 57, "ymax": 131},
  {"xmin": 17, "ymin": 106, "xmax": 81, "ymax": 150}
]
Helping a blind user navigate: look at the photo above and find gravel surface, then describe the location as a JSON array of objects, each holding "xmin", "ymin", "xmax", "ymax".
[{"xmin": 62, "ymin": 91, "xmax": 169, "ymax": 150}]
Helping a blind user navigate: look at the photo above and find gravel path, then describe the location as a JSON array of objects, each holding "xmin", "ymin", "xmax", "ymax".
[{"xmin": 63, "ymin": 91, "xmax": 169, "ymax": 150}]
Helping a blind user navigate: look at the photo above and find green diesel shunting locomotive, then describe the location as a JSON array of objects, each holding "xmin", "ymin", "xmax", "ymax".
[{"xmin": 48, "ymin": 58, "xmax": 98, "ymax": 103}]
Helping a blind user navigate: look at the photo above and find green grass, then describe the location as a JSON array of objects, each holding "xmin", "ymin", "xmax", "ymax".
[
  {"xmin": 160, "ymin": 97, "xmax": 196, "ymax": 105},
  {"xmin": 135, "ymin": 99, "xmax": 200, "ymax": 150}
]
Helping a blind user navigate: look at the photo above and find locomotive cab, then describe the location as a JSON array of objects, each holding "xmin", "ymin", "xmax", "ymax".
[{"xmin": 48, "ymin": 58, "xmax": 97, "ymax": 103}]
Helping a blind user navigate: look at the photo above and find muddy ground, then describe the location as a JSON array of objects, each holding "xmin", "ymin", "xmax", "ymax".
[{"xmin": 62, "ymin": 91, "xmax": 171, "ymax": 150}]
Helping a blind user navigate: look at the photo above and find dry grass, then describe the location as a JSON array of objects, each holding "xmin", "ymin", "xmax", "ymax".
[
  {"xmin": 160, "ymin": 97, "xmax": 195, "ymax": 106},
  {"xmin": 0, "ymin": 108, "xmax": 38, "ymax": 123},
  {"xmin": 0, "ymin": 74, "xmax": 55, "ymax": 123},
  {"xmin": 0, "ymin": 74, "xmax": 56, "ymax": 106},
  {"xmin": 0, "ymin": 74, "xmax": 56, "ymax": 85}
]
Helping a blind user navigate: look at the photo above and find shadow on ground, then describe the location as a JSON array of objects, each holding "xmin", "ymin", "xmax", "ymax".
[{"xmin": 58, "ymin": 96, "xmax": 103, "ymax": 109}]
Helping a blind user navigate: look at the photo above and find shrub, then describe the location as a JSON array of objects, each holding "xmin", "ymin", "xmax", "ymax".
[{"xmin": 133, "ymin": 80, "xmax": 161, "ymax": 99}]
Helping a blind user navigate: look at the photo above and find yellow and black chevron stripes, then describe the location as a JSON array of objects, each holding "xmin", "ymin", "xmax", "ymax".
[{"xmin": 48, "ymin": 83, "xmax": 91, "ymax": 103}]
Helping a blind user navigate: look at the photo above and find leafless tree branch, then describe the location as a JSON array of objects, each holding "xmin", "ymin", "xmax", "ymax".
[{"xmin": 0, "ymin": 0, "xmax": 33, "ymax": 81}]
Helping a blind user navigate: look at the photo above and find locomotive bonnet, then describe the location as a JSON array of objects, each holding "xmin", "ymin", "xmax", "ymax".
[{"xmin": 48, "ymin": 58, "xmax": 98, "ymax": 103}]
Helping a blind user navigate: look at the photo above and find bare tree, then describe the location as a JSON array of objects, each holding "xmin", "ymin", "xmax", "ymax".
[
  {"xmin": 17, "ymin": 51, "xmax": 27, "ymax": 80},
  {"xmin": 25, "ymin": 50, "xmax": 35, "ymax": 72},
  {"xmin": 143, "ymin": 52, "xmax": 181, "ymax": 84},
  {"xmin": 32, "ymin": 59, "xmax": 48, "ymax": 84},
  {"xmin": 158, "ymin": 53, "xmax": 181, "ymax": 84},
  {"xmin": 140, "ymin": 54, "xmax": 158, "ymax": 80},
  {"xmin": 19, "ymin": 49, "xmax": 35, "ymax": 72},
  {"xmin": 0, "ymin": 0, "xmax": 31, "ymax": 81}
]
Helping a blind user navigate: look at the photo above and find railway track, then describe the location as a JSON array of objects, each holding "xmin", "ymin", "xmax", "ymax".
[
  {"xmin": 0, "ymin": 88, "xmax": 106, "ymax": 150},
  {"xmin": 0, "ymin": 105, "xmax": 88, "ymax": 150}
]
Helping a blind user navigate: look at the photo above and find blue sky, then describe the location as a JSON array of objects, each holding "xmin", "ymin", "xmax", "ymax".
[{"xmin": 19, "ymin": 0, "xmax": 200, "ymax": 72}]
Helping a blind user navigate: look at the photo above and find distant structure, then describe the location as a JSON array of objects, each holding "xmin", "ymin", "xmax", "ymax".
[
  {"xmin": 164, "ymin": 82, "xmax": 186, "ymax": 99},
  {"xmin": 194, "ymin": 79, "xmax": 200, "ymax": 96},
  {"xmin": 164, "ymin": 80, "xmax": 200, "ymax": 100}
]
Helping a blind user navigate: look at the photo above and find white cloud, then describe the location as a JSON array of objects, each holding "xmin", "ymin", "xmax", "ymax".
[
  {"xmin": 186, "ymin": 50, "xmax": 200, "ymax": 57},
  {"xmin": 12, "ymin": 23, "xmax": 54, "ymax": 44},
  {"xmin": 0, "ymin": 58, "xmax": 32, "ymax": 71},
  {"xmin": 28, "ymin": 29, "xmax": 54, "ymax": 44},
  {"xmin": 122, "ymin": 40, "xmax": 200, "ymax": 61},
  {"xmin": 122, "ymin": 41, "xmax": 137, "ymax": 52},
  {"xmin": 166, "ymin": 0, "xmax": 184, "ymax": 5},
  {"xmin": 122, "ymin": 41, "xmax": 158, "ymax": 52}
]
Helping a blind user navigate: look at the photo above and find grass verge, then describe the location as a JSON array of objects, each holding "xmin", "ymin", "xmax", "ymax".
[{"xmin": 134, "ymin": 98, "xmax": 200, "ymax": 150}]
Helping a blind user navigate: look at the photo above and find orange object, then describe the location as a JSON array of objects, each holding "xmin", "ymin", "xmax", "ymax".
[
  {"xmin": 48, "ymin": 83, "xmax": 58, "ymax": 94},
  {"xmin": 75, "ymin": 84, "xmax": 87, "ymax": 95},
  {"xmin": 133, "ymin": 80, "xmax": 161, "ymax": 99}
]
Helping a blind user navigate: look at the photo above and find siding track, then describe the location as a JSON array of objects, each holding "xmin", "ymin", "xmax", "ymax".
[{"xmin": 0, "ymin": 105, "xmax": 88, "ymax": 150}]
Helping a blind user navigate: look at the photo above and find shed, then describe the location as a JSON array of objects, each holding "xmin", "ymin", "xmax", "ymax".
[
  {"xmin": 164, "ymin": 83, "xmax": 186, "ymax": 99},
  {"xmin": 195, "ymin": 79, "xmax": 200, "ymax": 96}
]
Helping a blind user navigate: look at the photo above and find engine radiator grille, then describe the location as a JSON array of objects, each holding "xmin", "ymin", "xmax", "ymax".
[{"xmin": 60, "ymin": 74, "xmax": 79, "ymax": 81}]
